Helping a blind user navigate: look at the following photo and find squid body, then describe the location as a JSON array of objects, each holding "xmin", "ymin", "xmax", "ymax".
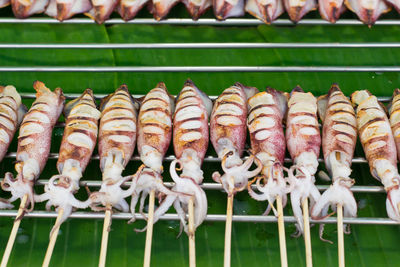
[
  {"xmin": 319, "ymin": 0, "xmax": 346, "ymax": 23},
  {"xmin": 286, "ymin": 86, "xmax": 321, "ymax": 235},
  {"xmin": 11, "ymin": 0, "xmax": 49, "ymax": 18},
  {"xmin": 213, "ymin": 0, "xmax": 245, "ymax": 20},
  {"xmin": 247, "ymin": 88, "xmax": 290, "ymax": 216},
  {"xmin": 183, "ymin": 0, "xmax": 212, "ymax": 20},
  {"xmin": 345, "ymin": 0, "xmax": 390, "ymax": 25},
  {"xmin": 90, "ymin": 85, "xmax": 141, "ymax": 212},
  {"xmin": 211, "ymin": 83, "xmax": 262, "ymax": 195},
  {"xmin": 283, "ymin": 0, "xmax": 317, "ymax": 22},
  {"xmin": 150, "ymin": 0, "xmax": 179, "ymax": 20},
  {"xmin": 166, "ymin": 80, "xmax": 211, "ymax": 233},
  {"xmin": 86, "ymin": 0, "xmax": 119, "ymax": 24},
  {"xmin": 1, "ymin": 81, "xmax": 64, "ymax": 211},
  {"xmin": 45, "ymin": 0, "xmax": 92, "ymax": 21},
  {"xmin": 245, "ymin": 0, "xmax": 284, "ymax": 23},
  {"xmin": 351, "ymin": 90, "xmax": 400, "ymax": 221},
  {"xmin": 35, "ymin": 89, "xmax": 100, "ymax": 228},
  {"xmin": 118, "ymin": 0, "xmax": 149, "ymax": 20}
]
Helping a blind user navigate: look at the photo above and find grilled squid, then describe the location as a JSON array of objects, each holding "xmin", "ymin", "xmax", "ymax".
[
  {"xmin": 164, "ymin": 80, "xmax": 211, "ymax": 233},
  {"xmin": 345, "ymin": 0, "xmax": 390, "ymax": 25},
  {"xmin": 286, "ymin": 86, "xmax": 321, "ymax": 235},
  {"xmin": 386, "ymin": 0, "xmax": 400, "ymax": 13},
  {"xmin": 150, "ymin": 0, "xmax": 179, "ymax": 20},
  {"xmin": 351, "ymin": 90, "xmax": 400, "ymax": 221},
  {"xmin": 90, "ymin": 85, "xmax": 141, "ymax": 212},
  {"xmin": 311, "ymin": 84, "xmax": 357, "ymax": 235},
  {"xmin": 182, "ymin": 0, "xmax": 212, "ymax": 20},
  {"xmin": 35, "ymin": 89, "xmax": 100, "ymax": 228},
  {"xmin": 130, "ymin": 82, "xmax": 178, "ymax": 225},
  {"xmin": 247, "ymin": 88, "xmax": 290, "ymax": 216},
  {"xmin": 86, "ymin": 0, "xmax": 119, "ymax": 24},
  {"xmin": 211, "ymin": 83, "xmax": 262, "ymax": 195},
  {"xmin": 45, "ymin": 0, "xmax": 92, "ymax": 21},
  {"xmin": 11, "ymin": 0, "xmax": 49, "ymax": 18},
  {"xmin": 319, "ymin": 0, "xmax": 346, "ymax": 22},
  {"xmin": 0, "ymin": 1, "xmax": 9, "ymax": 8},
  {"xmin": 283, "ymin": 0, "xmax": 317, "ymax": 22},
  {"xmin": 118, "ymin": 0, "xmax": 148, "ymax": 20},
  {"xmin": 390, "ymin": 89, "xmax": 400, "ymax": 161},
  {"xmin": 1, "ymin": 81, "xmax": 65, "ymax": 211},
  {"xmin": 245, "ymin": 0, "xmax": 284, "ymax": 24},
  {"xmin": 213, "ymin": 0, "xmax": 245, "ymax": 20}
]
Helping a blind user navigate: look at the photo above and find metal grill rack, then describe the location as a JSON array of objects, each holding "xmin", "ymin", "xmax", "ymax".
[{"xmin": 0, "ymin": 17, "xmax": 399, "ymax": 228}]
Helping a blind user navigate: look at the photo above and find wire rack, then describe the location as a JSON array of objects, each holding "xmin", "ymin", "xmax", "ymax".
[{"xmin": 0, "ymin": 17, "xmax": 399, "ymax": 228}]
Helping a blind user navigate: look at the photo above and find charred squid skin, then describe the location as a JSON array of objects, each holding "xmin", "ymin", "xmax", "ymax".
[
  {"xmin": 352, "ymin": 90, "xmax": 400, "ymax": 221},
  {"xmin": 89, "ymin": 85, "xmax": 139, "ymax": 211},
  {"xmin": 45, "ymin": 0, "xmax": 92, "ymax": 21},
  {"xmin": 11, "ymin": 0, "xmax": 50, "ymax": 18},
  {"xmin": 0, "ymin": 85, "xmax": 26, "ymax": 166},
  {"xmin": 1, "ymin": 81, "xmax": 65, "ymax": 212},
  {"xmin": 311, "ymin": 85, "xmax": 357, "ymax": 221},
  {"xmin": 34, "ymin": 89, "xmax": 100, "ymax": 226},
  {"xmin": 213, "ymin": 0, "xmax": 245, "ymax": 20},
  {"xmin": 286, "ymin": 86, "xmax": 321, "ymax": 235}
]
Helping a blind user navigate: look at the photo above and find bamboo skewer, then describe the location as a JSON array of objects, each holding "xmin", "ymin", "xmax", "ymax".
[
  {"xmin": 188, "ymin": 196, "xmax": 196, "ymax": 267},
  {"xmin": 1, "ymin": 194, "xmax": 28, "ymax": 267},
  {"xmin": 337, "ymin": 204, "xmax": 345, "ymax": 267},
  {"xmin": 99, "ymin": 204, "xmax": 112, "ymax": 267},
  {"xmin": 224, "ymin": 194, "xmax": 234, "ymax": 267},
  {"xmin": 143, "ymin": 189, "xmax": 155, "ymax": 267},
  {"xmin": 276, "ymin": 195, "xmax": 288, "ymax": 267},
  {"xmin": 42, "ymin": 208, "xmax": 64, "ymax": 267},
  {"xmin": 302, "ymin": 198, "xmax": 312, "ymax": 267}
]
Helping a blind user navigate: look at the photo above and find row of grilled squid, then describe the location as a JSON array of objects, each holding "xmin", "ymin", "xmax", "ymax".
[
  {"xmin": 2, "ymin": 80, "xmax": 400, "ymax": 239},
  {"xmin": 1, "ymin": 0, "xmax": 397, "ymax": 25}
]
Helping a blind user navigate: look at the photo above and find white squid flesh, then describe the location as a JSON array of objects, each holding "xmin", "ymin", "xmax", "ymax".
[
  {"xmin": 283, "ymin": 0, "xmax": 317, "ymax": 22},
  {"xmin": 150, "ymin": 0, "xmax": 179, "ymax": 20},
  {"xmin": 245, "ymin": 0, "xmax": 284, "ymax": 24},
  {"xmin": 182, "ymin": 0, "xmax": 212, "ymax": 20},
  {"xmin": 11, "ymin": 0, "xmax": 49, "ymax": 18},
  {"xmin": 118, "ymin": 0, "xmax": 149, "ymax": 20},
  {"xmin": 45, "ymin": 0, "xmax": 92, "ymax": 21},
  {"xmin": 213, "ymin": 0, "xmax": 245, "ymax": 20},
  {"xmin": 345, "ymin": 0, "xmax": 390, "ymax": 25},
  {"xmin": 319, "ymin": 0, "xmax": 346, "ymax": 23},
  {"xmin": 86, "ymin": 0, "xmax": 119, "ymax": 24}
]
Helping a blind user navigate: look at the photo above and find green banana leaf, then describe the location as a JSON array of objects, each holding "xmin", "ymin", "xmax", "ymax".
[{"xmin": 0, "ymin": 17, "xmax": 399, "ymax": 267}]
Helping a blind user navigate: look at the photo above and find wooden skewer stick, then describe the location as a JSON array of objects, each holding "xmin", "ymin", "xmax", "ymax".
[
  {"xmin": 1, "ymin": 194, "xmax": 28, "ymax": 267},
  {"xmin": 224, "ymin": 194, "xmax": 234, "ymax": 267},
  {"xmin": 276, "ymin": 195, "xmax": 288, "ymax": 267},
  {"xmin": 143, "ymin": 189, "xmax": 155, "ymax": 267},
  {"xmin": 188, "ymin": 196, "xmax": 196, "ymax": 267},
  {"xmin": 42, "ymin": 208, "xmax": 64, "ymax": 267},
  {"xmin": 302, "ymin": 198, "xmax": 312, "ymax": 267},
  {"xmin": 337, "ymin": 204, "xmax": 345, "ymax": 267},
  {"xmin": 99, "ymin": 204, "xmax": 112, "ymax": 267}
]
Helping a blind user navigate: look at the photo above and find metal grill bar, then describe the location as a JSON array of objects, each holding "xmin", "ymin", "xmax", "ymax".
[
  {"xmin": 0, "ymin": 66, "xmax": 399, "ymax": 72},
  {"xmin": 0, "ymin": 18, "xmax": 400, "ymax": 26},
  {"xmin": 0, "ymin": 210, "xmax": 396, "ymax": 225},
  {"xmin": 2, "ymin": 43, "xmax": 400, "ymax": 49}
]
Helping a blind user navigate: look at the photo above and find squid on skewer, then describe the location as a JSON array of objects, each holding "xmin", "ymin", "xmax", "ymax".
[
  {"xmin": 150, "ymin": 0, "xmax": 179, "ymax": 20},
  {"xmin": 130, "ymin": 82, "xmax": 178, "ymax": 225},
  {"xmin": 0, "ymin": 86, "xmax": 26, "ymax": 209},
  {"xmin": 118, "ymin": 0, "xmax": 149, "ymax": 21},
  {"xmin": 311, "ymin": 84, "xmax": 357, "ymax": 238},
  {"xmin": 245, "ymin": 0, "xmax": 284, "ymax": 24},
  {"xmin": 86, "ymin": 0, "xmax": 119, "ymax": 24},
  {"xmin": 182, "ymin": 0, "xmax": 212, "ymax": 20},
  {"xmin": 166, "ymin": 79, "xmax": 211, "ymax": 234},
  {"xmin": 11, "ymin": 0, "xmax": 49, "ymax": 18},
  {"xmin": 247, "ymin": 88, "xmax": 290, "ymax": 216},
  {"xmin": 286, "ymin": 86, "xmax": 321, "ymax": 235},
  {"xmin": 319, "ymin": 0, "xmax": 346, "ymax": 23},
  {"xmin": 283, "ymin": 0, "xmax": 317, "ymax": 22},
  {"xmin": 1, "ymin": 81, "xmax": 64, "ymax": 211},
  {"xmin": 345, "ymin": 0, "xmax": 390, "ymax": 26},
  {"xmin": 351, "ymin": 90, "xmax": 400, "ymax": 221},
  {"xmin": 46, "ymin": 0, "xmax": 92, "ymax": 21},
  {"xmin": 389, "ymin": 89, "xmax": 400, "ymax": 161},
  {"xmin": 90, "ymin": 85, "xmax": 142, "ymax": 212},
  {"xmin": 213, "ymin": 0, "xmax": 245, "ymax": 20},
  {"xmin": 35, "ymin": 89, "xmax": 100, "ymax": 228}
]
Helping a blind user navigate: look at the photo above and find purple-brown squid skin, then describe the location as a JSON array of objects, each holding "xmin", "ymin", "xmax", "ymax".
[
  {"xmin": 351, "ymin": 90, "xmax": 400, "ymax": 221},
  {"xmin": 1, "ymin": 81, "xmax": 65, "ymax": 211},
  {"xmin": 211, "ymin": 83, "xmax": 262, "ymax": 195},
  {"xmin": 45, "ymin": 0, "xmax": 92, "ymax": 21},
  {"xmin": 319, "ymin": 0, "xmax": 346, "ymax": 23},
  {"xmin": 345, "ymin": 0, "xmax": 390, "ymax": 26},
  {"xmin": 286, "ymin": 86, "xmax": 321, "ymax": 235},
  {"xmin": 90, "ymin": 85, "xmax": 139, "ymax": 212},
  {"xmin": 246, "ymin": 88, "xmax": 290, "ymax": 215},
  {"xmin": 311, "ymin": 84, "xmax": 357, "ymax": 240},
  {"xmin": 86, "ymin": 0, "xmax": 119, "ymax": 24},
  {"xmin": 213, "ymin": 0, "xmax": 245, "ymax": 20},
  {"xmin": 11, "ymin": 0, "xmax": 50, "ymax": 18},
  {"xmin": 0, "ymin": 86, "xmax": 26, "ymax": 164},
  {"xmin": 118, "ymin": 0, "xmax": 149, "ymax": 21}
]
